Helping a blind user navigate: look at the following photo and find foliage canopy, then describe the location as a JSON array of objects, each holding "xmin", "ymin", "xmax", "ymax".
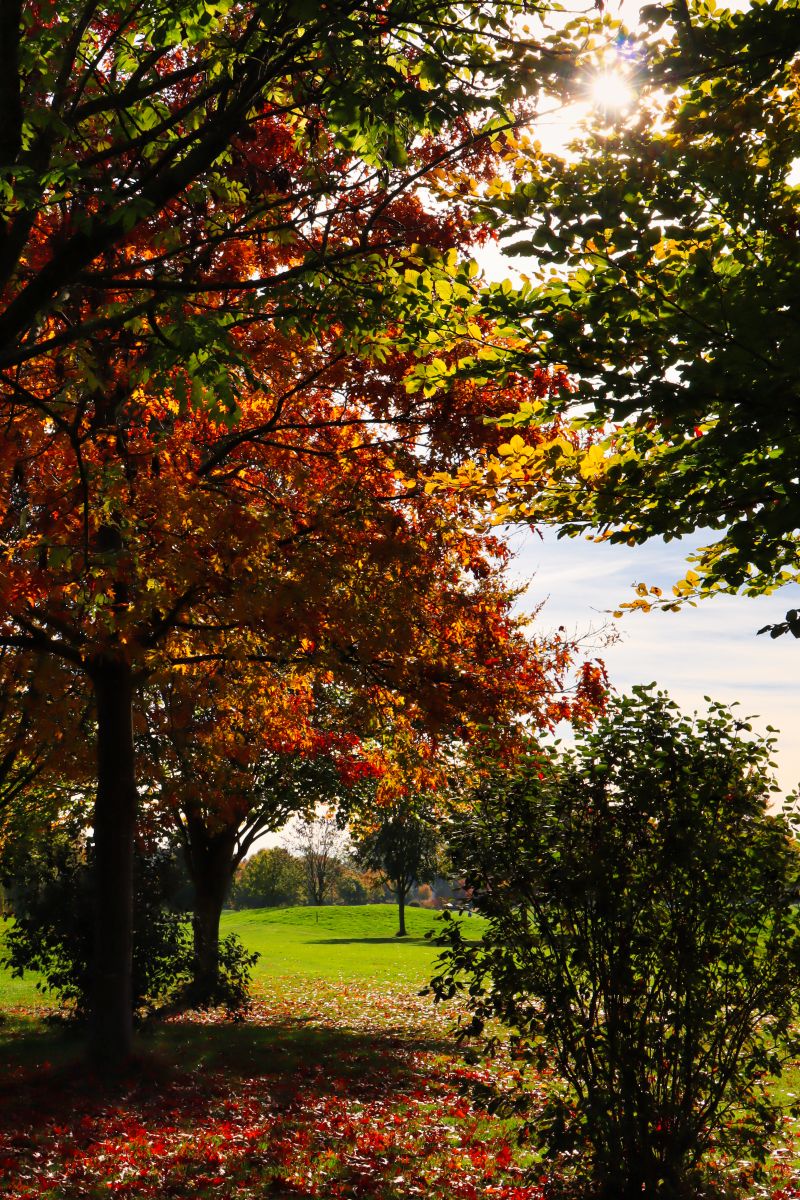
[{"xmin": 430, "ymin": 0, "xmax": 800, "ymax": 627}]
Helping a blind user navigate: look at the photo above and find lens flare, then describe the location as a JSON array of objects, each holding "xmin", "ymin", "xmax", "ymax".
[{"xmin": 590, "ymin": 70, "xmax": 634, "ymax": 111}]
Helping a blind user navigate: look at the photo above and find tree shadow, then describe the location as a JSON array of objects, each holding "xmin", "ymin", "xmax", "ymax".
[
  {"xmin": 306, "ymin": 936, "xmax": 431, "ymax": 946},
  {"xmin": 0, "ymin": 1007, "xmax": 468, "ymax": 1200},
  {"xmin": 0, "ymin": 1006, "xmax": 454, "ymax": 1120}
]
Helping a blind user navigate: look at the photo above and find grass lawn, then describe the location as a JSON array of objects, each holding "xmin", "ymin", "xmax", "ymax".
[
  {"xmin": 0, "ymin": 903, "xmax": 459, "ymax": 1008},
  {"xmin": 1, "ymin": 905, "xmax": 799, "ymax": 1199},
  {"xmin": 222, "ymin": 902, "xmax": 467, "ymax": 987}
]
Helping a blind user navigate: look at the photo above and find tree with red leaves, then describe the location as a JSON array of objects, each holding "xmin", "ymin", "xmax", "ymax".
[{"xmin": 1, "ymin": 1, "xmax": 599, "ymax": 1070}]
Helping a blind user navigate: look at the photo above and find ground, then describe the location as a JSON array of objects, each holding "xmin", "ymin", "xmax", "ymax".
[{"xmin": 0, "ymin": 905, "xmax": 798, "ymax": 1198}]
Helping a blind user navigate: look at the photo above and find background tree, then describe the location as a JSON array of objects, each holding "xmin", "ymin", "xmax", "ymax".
[
  {"xmin": 230, "ymin": 848, "xmax": 305, "ymax": 910},
  {"xmin": 435, "ymin": 688, "xmax": 800, "ymax": 1198},
  {"xmin": 352, "ymin": 800, "xmax": 439, "ymax": 936},
  {"xmin": 289, "ymin": 813, "xmax": 350, "ymax": 907}
]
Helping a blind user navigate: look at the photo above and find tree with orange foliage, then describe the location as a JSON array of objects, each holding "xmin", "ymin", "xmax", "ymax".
[
  {"xmin": 1, "ymin": 3, "xmax": 599, "ymax": 1069},
  {"xmin": 141, "ymin": 665, "xmax": 376, "ymax": 1002},
  {"xmin": 1, "ymin": 291, "xmax": 592, "ymax": 1065}
]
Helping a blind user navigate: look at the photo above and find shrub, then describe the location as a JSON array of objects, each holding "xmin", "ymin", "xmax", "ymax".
[
  {"xmin": 2, "ymin": 834, "xmax": 255, "ymax": 1017},
  {"xmin": 434, "ymin": 688, "xmax": 800, "ymax": 1199}
]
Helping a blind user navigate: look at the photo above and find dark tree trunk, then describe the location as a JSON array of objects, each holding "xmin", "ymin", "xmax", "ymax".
[
  {"xmin": 89, "ymin": 657, "xmax": 137, "ymax": 1072},
  {"xmin": 395, "ymin": 880, "xmax": 408, "ymax": 938},
  {"xmin": 190, "ymin": 865, "xmax": 231, "ymax": 1004},
  {"xmin": 180, "ymin": 817, "xmax": 236, "ymax": 1006}
]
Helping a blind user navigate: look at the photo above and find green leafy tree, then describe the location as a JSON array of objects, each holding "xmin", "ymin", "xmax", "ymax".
[
  {"xmin": 231, "ymin": 847, "xmax": 305, "ymax": 909},
  {"xmin": 455, "ymin": 0, "xmax": 800, "ymax": 627},
  {"xmin": 353, "ymin": 802, "xmax": 439, "ymax": 936},
  {"xmin": 434, "ymin": 688, "xmax": 800, "ymax": 1199}
]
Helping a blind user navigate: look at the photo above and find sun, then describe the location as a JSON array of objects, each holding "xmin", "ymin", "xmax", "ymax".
[{"xmin": 589, "ymin": 69, "xmax": 634, "ymax": 112}]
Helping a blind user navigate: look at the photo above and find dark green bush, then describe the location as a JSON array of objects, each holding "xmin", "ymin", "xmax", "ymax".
[
  {"xmin": 1, "ymin": 835, "xmax": 256, "ymax": 1017},
  {"xmin": 434, "ymin": 688, "xmax": 800, "ymax": 1199}
]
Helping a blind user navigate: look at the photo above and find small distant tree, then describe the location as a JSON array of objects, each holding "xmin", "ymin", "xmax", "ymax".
[
  {"xmin": 231, "ymin": 848, "xmax": 305, "ymax": 909},
  {"xmin": 290, "ymin": 814, "xmax": 349, "ymax": 906},
  {"xmin": 435, "ymin": 688, "xmax": 800, "ymax": 1199},
  {"xmin": 353, "ymin": 802, "xmax": 439, "ymax": 936}
]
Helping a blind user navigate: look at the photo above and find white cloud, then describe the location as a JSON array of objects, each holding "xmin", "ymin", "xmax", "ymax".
[{"xmin": 512, "ymin": 528, "xmax": 800, "ymax": 795}]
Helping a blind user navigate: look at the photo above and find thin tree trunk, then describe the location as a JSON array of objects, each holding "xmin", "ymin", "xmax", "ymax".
[
  {"xmin": 89, "ymin": 657, "xmax": 137, "ymax": 1072},
  {"xmin": 396, "ymin": 883, "xmax": 407, "ymax": 938}
]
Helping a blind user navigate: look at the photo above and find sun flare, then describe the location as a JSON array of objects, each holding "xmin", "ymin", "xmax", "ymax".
[{"xmin": 589, "ymin": 70, "xmax": 634, "ymax": 112}]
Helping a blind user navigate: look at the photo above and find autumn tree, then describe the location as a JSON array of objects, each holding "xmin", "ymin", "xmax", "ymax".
[
  {"xmin": 141, "ymin": 664, "xmax": 383, "ymax": 1002},
  {"xmin": 0, "ymin": 1, "xmax": 605, "ymax": 1069},
  {"xmin": 437, "ymin": 0, "xmax": 800, "ymax": 628},
  {"xmin": 0, "ymin": 0, "xmax": 559, "ymax": 369}
]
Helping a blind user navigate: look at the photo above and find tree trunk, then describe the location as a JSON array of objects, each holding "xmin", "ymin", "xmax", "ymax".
[
  {"xmin": 191, "ymin": 870, "xmax": 229, "ymax": 1004},
  {"xmin": 396, "ymin": 882, "xmax": 407, "ymax": 938},
  {"xmin": 89, "ymin": 657, "xmax": 137, "ymax": 1072},
  {"xmin": 180, "ymin": 818, "xmax": 236, "ymax": 1006}
]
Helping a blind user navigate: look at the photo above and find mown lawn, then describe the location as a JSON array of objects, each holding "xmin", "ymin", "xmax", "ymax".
[
  {"xmin": 223, "ymin": 903, "xmax": 473, "ymax": 986},
  {"xmin": 0, "ymin": 905, "xmax": 799, "ymax": 1199},
  {"xmin": 0, "ymin": 902, "xmax": 459, "ymax": 1008}
]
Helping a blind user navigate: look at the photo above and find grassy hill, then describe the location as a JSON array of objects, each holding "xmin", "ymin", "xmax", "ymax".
[{"xmin": 0, "ymin": 904, "xmax": 478, "ymax": 1008}]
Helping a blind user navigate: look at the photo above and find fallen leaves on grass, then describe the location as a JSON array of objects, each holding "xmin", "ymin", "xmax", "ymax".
[
  {"xmin": 0, "ymin": 984, "xmax": 542, "ymax": 1200},
  {"xmin": 0, "ymin": 984, "xmax": 798, "ymax": 1200}
]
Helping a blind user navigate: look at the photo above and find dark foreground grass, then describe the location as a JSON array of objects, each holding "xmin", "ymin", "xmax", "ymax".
[{"xmin": 1, "ymin": 907, "xmax": 799, "ymax": 1199}]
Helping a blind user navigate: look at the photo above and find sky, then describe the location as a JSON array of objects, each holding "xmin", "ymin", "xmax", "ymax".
[{"xmin": 507, "ymin": 528, "xmax": 800, "ymax": 797}]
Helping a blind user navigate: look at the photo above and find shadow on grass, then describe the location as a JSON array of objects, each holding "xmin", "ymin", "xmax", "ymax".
[
  {"xmin": 0, "ymin": 1008, "xmax": 475, "ymax": 1200},
  {"xmin": 307, "ymin": 936, "xmax": 431, "ymax": 946},
  {"xmin": 0, "ymin": 1005, "xmax": 453, "ymax": 1118}
]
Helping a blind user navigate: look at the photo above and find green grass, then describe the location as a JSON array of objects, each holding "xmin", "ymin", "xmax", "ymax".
[
  {"xmin": 0, "ymin": 903, "xmax": 475, "ymax": 1008},
  {"xmin": 222, "ymin": 903, "xmax": 471, "ymax": 988}
]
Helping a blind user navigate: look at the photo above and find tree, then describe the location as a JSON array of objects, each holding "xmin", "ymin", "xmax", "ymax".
[
  {"xmin": 1, "ymin": 0, "xmax": 557, "ymax": 372},
  {"xmin": 352, "ymin": 800, "xmax": 439, "ymax": 936},
  {"xmin": 142, "ymin": 663, "xmax": 384, "ymax": 1001},
  {"xmin": 0, "ymin": 1, "xmax": 606, "ymax": 1069},
  {"xmin": 431, "ymin": 0, "xmax": 800, "ymax": 628},
  {"xmin": 231, "ymin": 847, "xmax": 305, "ymax": 909},
  {"xmin": 289, "ymin": 813, "xmax": 349, "ymax": 907},
  {"xmin": 434, "ymin": 688, "xmax": 800, "ymax": 1199},
  {"xmin": 1, "ymin": 826, "xmax": 193, "ymax": 1017},
  {"xmin": 1, "ymin": 345, "xmax": 597, "ymax": 1064}
]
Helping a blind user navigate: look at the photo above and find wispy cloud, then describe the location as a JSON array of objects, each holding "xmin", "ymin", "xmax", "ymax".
[{"xmin": 510, "ymin": 530, "xmax": 800, "ymax": 793}]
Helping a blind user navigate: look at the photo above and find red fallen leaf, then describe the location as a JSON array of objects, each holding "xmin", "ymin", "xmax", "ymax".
[{"xmin": 496, "ymin": 1142, "xmax": 513, "ymax": 1169}]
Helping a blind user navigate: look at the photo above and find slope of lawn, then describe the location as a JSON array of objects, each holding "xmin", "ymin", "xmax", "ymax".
[
  {"xmin": 222, "ymin": 902, "xmax": 474, "ymax": 988},
  {"xmin": 0, "ymin": 903, "xmax": 467, "ymax": 1007}
]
